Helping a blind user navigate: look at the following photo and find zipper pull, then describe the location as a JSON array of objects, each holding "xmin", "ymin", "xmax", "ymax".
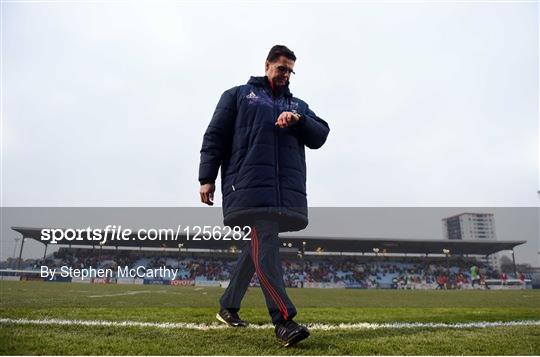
[{"xmin": 232, "ymin": 185, "xmax": 236, "ymax": 192}]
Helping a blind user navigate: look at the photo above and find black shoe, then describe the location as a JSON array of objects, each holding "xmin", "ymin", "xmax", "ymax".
[
  {"xmin": 216, "ymin": 309, "xmax": 248, "ymax": 327},
  {"xmin": 275, "ymin": 320, "xmax": 310, "ymax": 347}
]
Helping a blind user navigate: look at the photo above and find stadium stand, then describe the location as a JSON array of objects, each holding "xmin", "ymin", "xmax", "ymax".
[
  {"xmin": 2, "ymin": 247, "xmax": 525, "ymax": 289},
  {"xmin": 3, "ymin": 226, "xmax": 533, "ymax": 289}
]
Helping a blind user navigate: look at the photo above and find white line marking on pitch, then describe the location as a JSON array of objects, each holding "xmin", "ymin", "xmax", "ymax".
[{"xmin": 0, "ymin": 318, "xmax": 539, "ymax": 331}]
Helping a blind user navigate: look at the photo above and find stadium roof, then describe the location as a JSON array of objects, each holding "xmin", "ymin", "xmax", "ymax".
[{"xmin": 12, "ymin": 226, "xmax": 526, "ymax": 255}]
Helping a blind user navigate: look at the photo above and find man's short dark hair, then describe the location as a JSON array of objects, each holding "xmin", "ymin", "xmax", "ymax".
[{"xmin": 266, "ymin": 45, "xmax": 296, "ymax": 62}]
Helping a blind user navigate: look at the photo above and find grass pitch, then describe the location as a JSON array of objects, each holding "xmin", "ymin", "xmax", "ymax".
[{"xmin": 0, "ymin": 281, "xmax": 539, "ymax": 355}]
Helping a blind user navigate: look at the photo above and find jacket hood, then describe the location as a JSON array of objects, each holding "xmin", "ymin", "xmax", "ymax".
[{"xmin": 247, "ymin": 76, "xmax": 293, "ymax": 98}]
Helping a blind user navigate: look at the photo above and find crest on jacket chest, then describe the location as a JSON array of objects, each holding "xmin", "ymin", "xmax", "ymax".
[{"xmin": 288, "ymin": 101, "xmax": 300, "ymax": 114}]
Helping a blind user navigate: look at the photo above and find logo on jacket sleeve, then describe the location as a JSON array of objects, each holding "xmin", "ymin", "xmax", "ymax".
[{"xmin": 246, "ymin": 91, "xmax": 259, "ymax": 99}]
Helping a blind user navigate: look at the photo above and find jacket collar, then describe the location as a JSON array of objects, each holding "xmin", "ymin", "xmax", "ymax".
[{"xmin": 247, "ymin": 76, "xmax": 292, "ymax": 98}]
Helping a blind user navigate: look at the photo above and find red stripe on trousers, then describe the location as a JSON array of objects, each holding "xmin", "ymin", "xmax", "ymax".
[
  {"xmin": 251, "ymin": 227, "xmax": 287, "ymax": 318},
  {"xmin": 252, "ymin": 229, "xmax": 288, "ymax": 320},
  {"xmin": 251, "ymin": 226, "xmax": 289, "ymax": 320}
]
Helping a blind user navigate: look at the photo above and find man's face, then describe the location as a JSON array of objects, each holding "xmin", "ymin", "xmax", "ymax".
[{"xmin": 265, "ymin": 56, "xmax": 295, "ymax": 88}]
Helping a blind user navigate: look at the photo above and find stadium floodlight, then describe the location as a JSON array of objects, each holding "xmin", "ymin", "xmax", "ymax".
[{"xmin": 288, "ymin": 243, "xmax": 292, "ymax": 248}]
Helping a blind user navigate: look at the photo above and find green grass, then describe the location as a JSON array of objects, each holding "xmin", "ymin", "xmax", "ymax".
[{"xmin": 1, "ymin": 281, "xmax": 539, "ymax": 355}]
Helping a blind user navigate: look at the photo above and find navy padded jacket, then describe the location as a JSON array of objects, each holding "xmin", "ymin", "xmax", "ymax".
[{"xmin": 199, "ymin": 76, "xmax": 330, "ymax": 232}]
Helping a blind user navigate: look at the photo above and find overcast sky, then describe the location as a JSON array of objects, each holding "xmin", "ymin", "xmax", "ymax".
[{"xmin": 1, "ymin": 2, "xmax": 538, "ymax": 264}]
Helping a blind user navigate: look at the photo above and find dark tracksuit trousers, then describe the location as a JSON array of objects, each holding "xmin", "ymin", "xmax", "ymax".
[{"xmin": 219, "ymin": 219, "xmax": 297, "ymax": 325}]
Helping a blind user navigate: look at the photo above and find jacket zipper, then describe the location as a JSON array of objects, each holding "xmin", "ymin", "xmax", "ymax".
[
  {"xmin": 273, "ymin": 94, "xmax": 282, "ymax": 212},
  {"xmin": 235, "ymin": 86, "xmax": 282, "ymax": 214}
]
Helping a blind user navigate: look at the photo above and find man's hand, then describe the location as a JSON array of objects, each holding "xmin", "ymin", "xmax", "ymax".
[
  {"xmin": 275, "ymin": 111, "xmax": 300, "ymax": 128},
  {"xmin": 200, "ymin": 183, "xmax": 215, "ymax": 206}
]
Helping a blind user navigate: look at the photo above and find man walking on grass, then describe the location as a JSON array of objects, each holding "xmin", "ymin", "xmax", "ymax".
[{"xmin": 199, "ymin": 45, "xmax": 329, "ymax": 347}]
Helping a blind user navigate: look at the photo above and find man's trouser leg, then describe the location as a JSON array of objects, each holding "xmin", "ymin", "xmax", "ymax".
[
  {"xmin": 219, "ymin": 240, "xmax": 255, "ymax": 313},
  {"xmin": 219, "ymin": 219, "xmax": 297, "ymax": 325},
  {"xmin": 250, "ymin": 220, "xmax": 297, "ymax": 325}
]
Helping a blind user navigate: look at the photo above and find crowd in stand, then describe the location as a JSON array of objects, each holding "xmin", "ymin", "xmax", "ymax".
[
  {"xmin": 280, "ymin": 257, "xmax": 502, "ymax": 289},
  {"xmin": 3, "ymin": 247, "xmax": 510, "ymax": 289}
]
